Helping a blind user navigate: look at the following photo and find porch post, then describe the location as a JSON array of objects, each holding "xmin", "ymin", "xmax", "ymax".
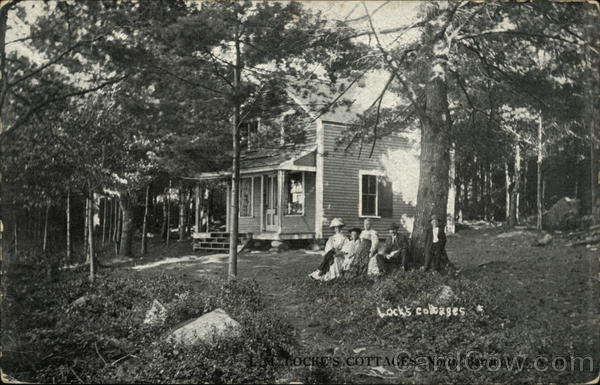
[
  {"xmin": 226, "ymin": 183, "xmax": 230, "ymax": 233},
  {"xmin": 315, "ymin": 120, "xmax": 325, "ymax": 239},
  {"xmin": 260, "ymin": 175, "xmax": 264, "ymax": 232},
  {"xmin": 277, "ymin": 170, "xmax": 285, "ymax": 233},
  {"xmin": 195, "ymin": 182, "xmax": 200, "ymax": 233}
]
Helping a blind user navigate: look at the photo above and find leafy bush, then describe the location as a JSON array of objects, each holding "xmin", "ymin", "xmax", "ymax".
[{"xmin": 1, "ymin": 268, "xmax": 297, "ymax": 383}]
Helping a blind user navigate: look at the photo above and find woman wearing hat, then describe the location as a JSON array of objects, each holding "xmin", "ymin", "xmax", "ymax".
[
  {"xmin": 423, "ymin": 214, "xmax": 446, "ymax": 272},
  {"xmin": 309, "ymin": 218, "xmax": 349, "ymax": 280},
  {"xmin": 344, "ymin": 218, "xmax": 380, "ymax": 277}
]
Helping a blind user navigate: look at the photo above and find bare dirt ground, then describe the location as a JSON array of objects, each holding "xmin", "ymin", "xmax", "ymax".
[{"xmin": 130, "ymin": 226, "xmax": 600, "ymax": 381}]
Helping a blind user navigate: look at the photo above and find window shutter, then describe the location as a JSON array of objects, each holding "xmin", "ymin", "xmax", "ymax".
[{"xmin": 378, "ymin": 177, "xmax": 393, "ymax": 218}]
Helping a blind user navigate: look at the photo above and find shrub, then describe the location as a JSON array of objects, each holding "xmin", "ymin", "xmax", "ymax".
[{"xmin": 1, "ymin": 268, "xmax": 297, "ymax": 384}]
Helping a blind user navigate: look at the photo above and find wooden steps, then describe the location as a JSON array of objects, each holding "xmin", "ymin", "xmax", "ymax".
[{"xmin": 192, "ymin": 232, "xmax": 250, "ymax": 252}]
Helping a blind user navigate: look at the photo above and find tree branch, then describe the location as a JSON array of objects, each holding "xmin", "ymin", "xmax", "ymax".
[
  {"xmin": 368, "ymin": 72, "xmax": 394, "ymax": 158},
  {"xmin": 5, "ymin": 74, "xmax": 128, "ymax": 133}
]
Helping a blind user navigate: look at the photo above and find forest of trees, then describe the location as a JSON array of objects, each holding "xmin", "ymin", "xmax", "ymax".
[{"xmin": 0, "ymin": 1, "xmax": 598, "ymax": 279}]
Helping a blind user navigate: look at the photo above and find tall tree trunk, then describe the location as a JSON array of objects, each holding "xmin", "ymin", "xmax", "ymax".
[
  {"xmin": 229, "ymin": 30, "xmax": 242, "ymax": 279},
  {"xmin": 118, "ymin": 192, "xmax": 134, "ymax": 258},
  {"xmin": 537, "ymin": 115, "xmax": 543, "ymax": 230},
  {"xmin": 115, "ymin": 201, "xmax": 122, "ymax": 256},
  {"xmin": 42, "ymin": 205, "xmax": 49, "ymax": 252},
  {"xmin": 410, "ymin": 73, "xmax": 451, "ymax": 263},
  {"xmin": 505, "ymin": 161, "xmax": 510, "ymax": 221},
  {"xmin": 66, "ymin": 189, "xmax": 71, "ymax": 263},
  {"xmin": 592, "ymin": 122, "xmax": 598, "ymax": 224},
  {"xmin": 107, "ymin": 197, "xmax": 113, "ymax": 244},
  {"xmin": 141, "ymin": 184, "xmax": 150, "ymax": 256},
  {"xmin": 483, "ymin": 165, "xmax": 489, "ymax": 221},
  {"xmin": 161, "ymin": 198, "xmax": 167, "ymax": 240},
  {"xmin": 113, "ymin": 197, "xmax": 119, "ymax": 242},
  {"xmin": 102, "ymin": 196, "xmax": 107, "ymax": 245},
  {"xmin": 178, "ymin": 187, "xmax": 186, "ymax": 242},
  {"xmin": 13, "ymin": 218, "xmax": 18, "ymax": 260},
  {"xmin": 88, "ymin": 190, "xmax": 95, "ymax": 282},
  {"xmin": 84, "ymin": 197, "xmax": 89, "ymax": 261},
  {"xmin": 166, "ymin": 181, "xmax": 171, "ymax": 245},
  {"xmin": 0, "ymin": 2, "xmax": 12, "ymax": 129},
  {"xmin": 509, "ymin": 144, "xmax": 521, "ymax": 227},
  {"xmin": 195, "ymin": 183, "xmax": 201, "ymax": 233},
  {"xmin": 446, "ymin": 145, "xmax": 456, "ymax": 234},
  {"xmin": 523, "ymin": 160, "xmax": 529, "ymax": 217}
]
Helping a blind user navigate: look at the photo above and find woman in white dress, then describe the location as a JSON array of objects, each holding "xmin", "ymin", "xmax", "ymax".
[
  {"xmin": 345, "ymin": 219, "xmax": 381, "ymax": 277},
  {"xmin": 309, "ymin": 218, "xmax": 348, "ymax": 281},
  {"xmin": 341, "ymin": 227, "xmax": 362, "ymax": 271}
]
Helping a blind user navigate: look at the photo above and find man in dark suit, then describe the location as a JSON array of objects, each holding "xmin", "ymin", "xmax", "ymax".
[
  {"xmin": 376, "ymin": 223, "xmax": 409, "ymax": 273},
  {"xmin": 423, "ymin": 214, "xmax": 447, "ymax": 272}
]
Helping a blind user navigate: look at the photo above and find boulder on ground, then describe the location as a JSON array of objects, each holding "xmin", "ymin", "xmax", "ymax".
[
  {"xmin": 143, "ymin": 299, "xmax": 167, "ymax": 326},
  {"xmin": 435, "ymin": 285, "xmax": 457, "ymax": 306},
  {"xmin": 71, "ymin": 295, "xmax": 97, "ymax": 308},
  {"xmin": 543, "ymin": 197, "xmax": 580, "ymax": 230},
  {"xmin": 532, "ymin": 233, "xmax": 553, "ymax": 247},
  {"xmin": 169, "ymin": 308, "xmax": 241, "ymax": 345}
]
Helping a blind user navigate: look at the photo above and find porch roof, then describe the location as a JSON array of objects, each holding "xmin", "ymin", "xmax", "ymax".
[{"xmin": 194, "ymin": 145, "xmax": 316, "ymax": 180}]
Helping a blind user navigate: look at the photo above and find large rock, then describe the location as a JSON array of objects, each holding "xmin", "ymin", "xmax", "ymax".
[
  {"xmin": 143, "ymin": 299, "xmax": 167, "ymax": 326},
  {"xmin": 169, "ymin": 308, "xmax": 241, "ymax": 345},
  {"xmin": 544, "ymin": 197, "xmax": 580, "ymax": 230}
]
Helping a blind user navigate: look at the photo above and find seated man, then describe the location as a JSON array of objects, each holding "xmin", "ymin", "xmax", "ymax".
[{"xmin": 376, "ymin": 222, "xmax": 409, "ymax": 273}]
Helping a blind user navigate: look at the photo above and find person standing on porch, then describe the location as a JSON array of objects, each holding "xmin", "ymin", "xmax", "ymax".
[{"xmin": 310, "ymin": 218, "xmax": 348, "ymax": 279}]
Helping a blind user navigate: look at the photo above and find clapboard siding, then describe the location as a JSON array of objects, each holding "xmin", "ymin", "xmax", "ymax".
[{"xmin": 321, "ymin": 122, "xmax": 416, "ymax": 239}]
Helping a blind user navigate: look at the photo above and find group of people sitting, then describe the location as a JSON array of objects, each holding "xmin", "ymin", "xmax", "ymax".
[{"xmin": 309, "ymin": 214, "xmax": 448, "ymax": 281}]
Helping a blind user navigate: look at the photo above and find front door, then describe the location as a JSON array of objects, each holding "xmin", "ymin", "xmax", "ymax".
[{"xmin": 264, "ymin": 174, "xmax": 278, "ymax": 231}]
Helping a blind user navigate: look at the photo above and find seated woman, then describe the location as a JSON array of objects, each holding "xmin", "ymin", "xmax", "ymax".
[
  {"xmin": 344, "ymin": 219, "xmax": 380, "ymax": 277},
  {"xmin": 309, "ymin": 218, "xmax": 348, "ymax": 281},
  {"xmin": 341, "ymin": 227, "xmax": 362, "ymax": 271}
]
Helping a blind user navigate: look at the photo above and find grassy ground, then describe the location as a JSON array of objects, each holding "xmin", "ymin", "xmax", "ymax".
[
  {"xmin": 127, "ymin": 225, "xmax": 600, "ymax": 383},
  {"xmin": 3, "ymin": 226, "xmax": 598, "ymax": 383}
]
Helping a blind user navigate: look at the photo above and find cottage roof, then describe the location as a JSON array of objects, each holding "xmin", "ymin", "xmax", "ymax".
[{"xmin": 195, "ymin": 144, "xmax": 316, "ymax": 180}]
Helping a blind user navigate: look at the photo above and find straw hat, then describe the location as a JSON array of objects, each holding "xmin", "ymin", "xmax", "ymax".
[{"xmin": 329, "ymin": 217, "xmax": 345, "ymax": 228}]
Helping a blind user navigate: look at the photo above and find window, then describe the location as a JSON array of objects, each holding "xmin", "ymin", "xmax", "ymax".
[
  {"xmin": 361, "ymin": 174, "xmax": 378, "ymax": 217},
  {"xmin": 285, "ymin": 172, "xmax": 304, "ymax": 215},
  {"xmin": 359, "ymin": 171, "xmax": 393, "ymax": 218},
  {"xmin": 240, "ymin": 121, "xmax": 259, "ymax": 149},
  {"xmin": 239, "ymin": 177, "xmax": 253, "ymax": 217}
]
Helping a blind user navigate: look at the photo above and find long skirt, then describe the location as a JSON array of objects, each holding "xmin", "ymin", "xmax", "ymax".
[
  {"xmin": 309, "ymin": 251, "xmax": 345, "ymax": 281},
  {"xmin": 343, "ymin": 240, "xmax": 372, "ymax": 278}
]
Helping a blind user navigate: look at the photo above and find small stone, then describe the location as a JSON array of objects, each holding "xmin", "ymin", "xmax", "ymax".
[
  {"xmin": 533, "ymin": 233, "xmax": 553, "ymax": 247},
  {"xmin": 143, "ymin": 299, "xmax": 167, "ymax": 326},
  {"xmin": 435, "ymin": 285, "xmax": 457, "ymax": 306},
  {"xmin": 72, "ymin": 296, "xmax": 88, "ymax": 307}
]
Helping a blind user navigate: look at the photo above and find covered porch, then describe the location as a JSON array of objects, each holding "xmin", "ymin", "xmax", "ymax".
[{"xmin": 193, "ymin": 146, "xmax": 317, "ymax": 243}]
